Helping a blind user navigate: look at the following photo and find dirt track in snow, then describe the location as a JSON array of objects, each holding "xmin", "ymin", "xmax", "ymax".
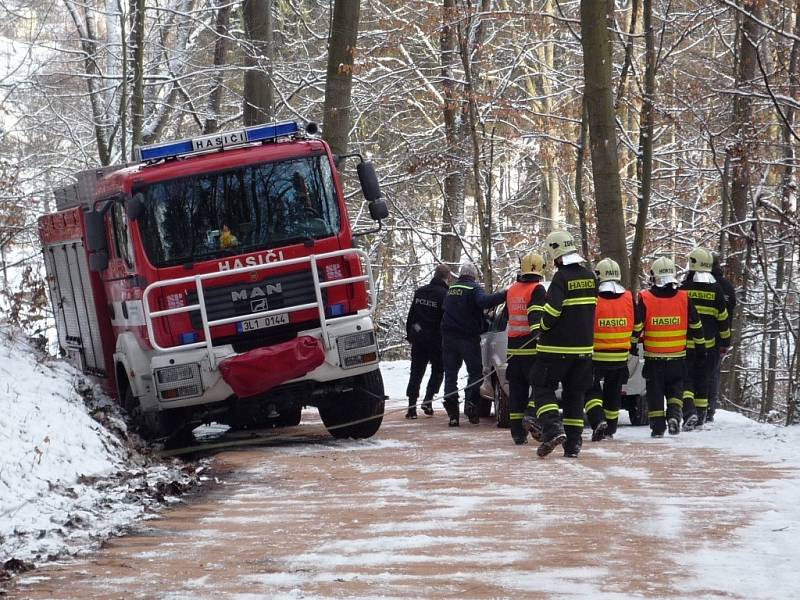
[{"xmin": 6, "ymin": 406, "xmax": 792, "ymax": 600}]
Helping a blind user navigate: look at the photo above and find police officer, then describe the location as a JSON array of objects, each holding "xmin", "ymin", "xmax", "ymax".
[
  {"xmin": 635, "ymin": 257, "xmax": 705, "ymax": 438},
  {"xmin": 404, "ymin": 263, "xmax": 453, "ymax": 419},
  {"xmin": 585, "ymin": 258, "xmax": 637, "ymax": 441},
  {"xmin": 505, "ymin": 253, "xmax": 547, "ymax": 444},
  {"xmin": 441, "ymin": 262, "xmax": 507, "ymax": 427},
  {"xmin": 523, "ymin": 230, "xmax": 597, "ymax": 458},
  {"xmin": 681, "ymin": 247, "xmax": 731, "ymax": 428},
  {"xmin": 708, "ymin": 254, "xmax": 736, "ymax": 423}
]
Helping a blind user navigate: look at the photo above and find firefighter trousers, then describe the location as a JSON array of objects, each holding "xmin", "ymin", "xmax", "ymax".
[
  {"xmin": 584, "ymin": 364, "xmax": 628, "ymax": 436},
  {"xmin": 530, "ymin": 355, "xmax": 593, "ymax": 452},
  {"xmin": 643, "ymin": 359, "xmax": 685, "ymax": 435},
  {"xmin": 507, "ymin": 355, "xmax": 536, "ymax": 441},
  {"xmin": 405, "ymin": 341, "xmax": 444, "ymax": 406},
  {"xmin": 685, "ymin": 351, "xmax": 710, "ymax": 424}
]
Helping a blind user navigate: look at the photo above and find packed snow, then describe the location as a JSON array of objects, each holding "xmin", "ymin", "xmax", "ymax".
[{"xmin": 0, "ymin": 326, "xmax": 204, "ymax": 574}]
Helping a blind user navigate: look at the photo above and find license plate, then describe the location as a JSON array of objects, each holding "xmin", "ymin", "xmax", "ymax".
[{"xmin": 237, "ymin": 313, "xmax": 289, "ymax": 333}]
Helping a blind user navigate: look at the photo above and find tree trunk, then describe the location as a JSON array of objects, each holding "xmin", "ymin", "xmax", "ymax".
[
  {"xmin": 205, "ymin": 2, "xmax": 232, "ymax": 134},
  {"xmin": 580, "ymin": 0, "xmax": 629, "ymax": 285},
  {"xmin": 243, "ymin": 0, "xmax": 274, "ymax": 126},
  {"xmin": 440, "ymin": 0, "xmax": 464, "ymax": 266},
  {"xmin": 629, "ymin": 0, "xmax": 654, "ymax": 295},
  {"xmin": 130, "ymin": 0, "xmax": 145, "ymax": 156},
  {"xmin": 575, "ymin": 96, "xmax": 590, "ymax": 260},
  {"xmin": 322, "ymin": 0, "xmax": 361, "ymax": 156}
]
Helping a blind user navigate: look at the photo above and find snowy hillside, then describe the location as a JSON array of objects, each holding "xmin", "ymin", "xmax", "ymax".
[{"xmin": 0, "ymin": 326, "xmax": 204, "ymax": 574}]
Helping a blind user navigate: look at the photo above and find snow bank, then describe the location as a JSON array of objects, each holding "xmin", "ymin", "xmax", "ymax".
[{"xmin": 0, "ymin": 325, "xmax": 203, "ymax": 571}]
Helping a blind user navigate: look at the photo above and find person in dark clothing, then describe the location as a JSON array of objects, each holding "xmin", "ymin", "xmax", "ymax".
[
  {"xmin": 505, "ymin": 253, "xmax": 547, "ymax": 444},
  {"xmin": 708, "ymin": 254, "xmax": 737, "ymax": 422},
  {"xmin": 404, "ymin": 263, "xmax": 453, "ymax": 419},
  {"xmin": 635, "ymin": 257, "xmax": 705, "ymax": 438},
  {"xmin": 441, "ymin": 262, "xmax": 507, "ymax": 427},
  {"xmin": 681, "ymin": 248, "xmax": 731, "ymax": 427},
  {"xmin": 523, "ymin": 230, "xmax": 597, "ymax": 458}
]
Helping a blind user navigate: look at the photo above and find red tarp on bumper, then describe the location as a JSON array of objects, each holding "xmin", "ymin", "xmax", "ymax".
[{"xmin": 219, "ymin": 336, "xmax": 326, "ymax": 398}]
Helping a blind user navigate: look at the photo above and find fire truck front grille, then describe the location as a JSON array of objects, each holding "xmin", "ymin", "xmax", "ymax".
[{"xmin": 187, "ymin": 269, "xmax": 322, "ymax": 331}]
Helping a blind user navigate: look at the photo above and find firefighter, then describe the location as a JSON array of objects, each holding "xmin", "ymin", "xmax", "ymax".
[
  {"xmin": 523, "ymin": 230, "xmax": 597, "ymax": 458},
  {"xmin": 441, "ymin": 262, "xmax": 507, "ymax": 427},
  {"xmin": 681, "ymin": 247, "xmax": 731, "ymax": 427},
  {"xmin": 636, "ymin": 257, "xmax": 705, "ymax": 437},
  {"xmin": 708, "ymin": 253, "xmax": 736, "ymax": 423},
  {"xmin": 505, "ymin": 253, "xmax": 547, "ymax": 444},
  {"xmin": 585, "ymin": 258, "xmax": 637, "ymax": 441},
  {"xmin": 404, "ymin": 263, "xmax": 453, "ymax": 419}
]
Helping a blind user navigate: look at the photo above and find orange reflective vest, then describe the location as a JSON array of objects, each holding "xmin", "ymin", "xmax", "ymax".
[
  {"xmin": 507, "ymin": 281, "xmax": 541, "ymax": 339},
  {"xmin": 639, "ymin": 289, "xmax": 689, "ymax": 358},
  {"xmin": 593, "ymin": 290, "xmax": 634, "ymax": 363}
]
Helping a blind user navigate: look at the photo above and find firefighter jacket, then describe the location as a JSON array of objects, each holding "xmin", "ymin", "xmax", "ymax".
[
  {"xmin": 506, "ymin": 274, "xmax": 546, "ymax": 358},
  {"xmin": 405, "ymin": 276, "xmax": 449, "ymax": 347},
  {"xmin": 441, "ymin": 275, "xmax": 507, "ymax": 339},
  {"xmin": 712, "ymin": 264, "xmax": 737, "ymax": 319},
  {"xmin": 635, "ymin": 286, "xmax": 704, "ymax": 359},
  {"xmin": 593, "ymin": 290, "xmax": 636, "ymax": 365},
  {"xmin": 681, "ymin": 274, "xmax": 731, "ymax": 350},
  {"xmin": 536, "ymin": 263, "xmax": 597, "ymax": 356}
]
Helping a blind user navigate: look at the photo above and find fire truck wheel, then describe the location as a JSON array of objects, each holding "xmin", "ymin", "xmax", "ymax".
[
  {"xmin": 319, "ymin": 369, "xmax": 385, "ymax": 439},
  {"xmin": 123, "ymin": 386, "xmax": 179, "ymax": 441},
  {"xmin": 493, "ymin": 379, "xmax": 510, "ymax": 429},
  {"xmin": 276, "ymin": 404, "xmax": 302, "ymax": 427}
]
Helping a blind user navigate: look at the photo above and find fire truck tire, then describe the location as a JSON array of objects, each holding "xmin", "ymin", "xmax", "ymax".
[
  {"xmin": 494, "ymin": 378, "xmax": 510, "ymax": 429},
  {"xmin": 319, "ymin": 369, "xmax": 385, "ymax": 439},
  {"xmin": 123, "ymin": 385, "xmax": 179, "ymax": 441},
  {"xmin": 277, "ymin": 404, "xmax": 302, "ymax": 427}
]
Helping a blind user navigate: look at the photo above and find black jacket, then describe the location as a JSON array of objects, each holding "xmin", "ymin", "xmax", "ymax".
[
  {"xmin": 711, "ymin": 265, "xmax": 737, "ymax": 317},
  {"xmin": 405, "ymin": 276, "xmax": 449, "ymax": 346},
  {"xmin": 441, "ymin": 275, "xmax": 507, "ymax": 339},
  {"xmin": 681, "ymin": 273, "xmax": 731, "ymax": 349},
  {"xmin": 537, "ymin": 263, "xmax": 597, "ymax": 356}
]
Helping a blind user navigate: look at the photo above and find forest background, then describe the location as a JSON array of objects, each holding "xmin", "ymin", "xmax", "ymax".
[{"xmin": 0, "ymin": 0, "xmax": 797, "ymax": 424}]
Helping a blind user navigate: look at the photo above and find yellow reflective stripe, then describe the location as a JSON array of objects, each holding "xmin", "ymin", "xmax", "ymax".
[
  {"xmin": 449, "ymin": 284, "xmax": 472, "ymax": 290},
  {"xmin": 585, "ymin": 399, "xmax": 603, "ymax": 411},
  {"xmin": 644, "ymin": 330, "xmax": 685, "ymax": 338},
  {"xmin": 719, "ymin": 330, "xmax": 731, "ymax": 339},
  {"xmin": 529, "ymin": 323, "xmax": 541, "ymax": 331},
  {"xmin": 604, "ymin": 409, "xmax": 620, "ymax": 419},
  {"xmin": 644, "ymin": 350, "xmax": 686, "ymax": 358},
  {"xmin": 537, "ymin": 403, "xmax": 559, "ymax": 418},
  {"xmin": 540, "ymin": 321, "xmax": 551, "ymax": 331},
  {"xmin": 510, "ymin": 412, "xmax": 524, "ymax": 420},
  {"xmin": 718, "ymin": 309, "xmax": 729, "ymax": 321},
  {"xmin": 704, "ymin": 340, "xmax": 715, "ymax": 348},
  {"xmin": 527, "ymin": 401, "xmax": 536, "ymax": 409},
  {"xmin": 563, "ymin": 418, "xmax": 585, "ymax": 427},
  {"xmin": 645, "ymin": 339, "xmax": 686, "ymax": 348},
  {"xmin": 633, "ymin": 323, "xmax": 644, "ymax": 332},
  {"xmin": 563, "ymin": 297, "xmax": 597, "ymax": 306},
  {"xmin": 594, "ymin": 332, "xmax": 632, "ymax": 340},
  {"xmin": 537, "ymin": 344, "xmax": 594, "ymax": 355},
  {"xmin": 528, "ymin": 304, "xmax": 543, "ymax": 314},
  {"xmin": 648, "ymin": 410, "xmax": 665, "ymax": 417},
  {"xmin": 694, "ymin": 397, "xmax": 709, "ymax": 408},
  {"xmin": 593, "ymin": 351, "xmax": 630, "ymax": 361},
  {"xmin": 689, "ymin": 321, "xmax": 703, "ymax": 329},
  {"xmin": 668, "ymin": 397, "xmax": 682, "ymax": 407},
  {"xmin": 695, "ymin": 306, "xmax": 719, "ymax": 316},
  {"xmin": 543, "ymin": 303, "xmax": 561, "ymax": 317},
  {"xmin": 683, "ymin": 390, "xmax": 695, "ymax": 399},
  {"xmin": 507, "ymin": 349, "xmax": 537, "ymax": 357}
]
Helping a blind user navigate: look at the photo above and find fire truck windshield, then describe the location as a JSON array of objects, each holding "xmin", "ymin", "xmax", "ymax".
[{"xmin": 137, "ymin": 154, "xmax": 340, "ymax": 268}]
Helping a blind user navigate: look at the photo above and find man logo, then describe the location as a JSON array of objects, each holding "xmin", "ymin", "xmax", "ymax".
[{"xmin": 250, "ymin": 298, "xmax": 268, "ymax": 312}]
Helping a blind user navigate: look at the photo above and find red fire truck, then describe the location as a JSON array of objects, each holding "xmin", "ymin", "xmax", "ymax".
[{"xmin": 38, "ymin": 121, "xmax": 388, "ymax": 441}]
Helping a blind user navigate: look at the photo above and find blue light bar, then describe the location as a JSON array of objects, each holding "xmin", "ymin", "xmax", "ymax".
[{"xmin": 135, "ymin": 120, "xmax": 301, "ymax": 163}]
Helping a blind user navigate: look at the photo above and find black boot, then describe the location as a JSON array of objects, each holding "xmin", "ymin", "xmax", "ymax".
[
  {"xmin": 421, "ymin": 397, "xmax": 434, "ymax": 416},
  {"xmin": 510, "ymin": 421, "xmax": 528, "ymax": 445},
  {"xmin": 591, "ymin": 421, "xmax": 608, "ymax": 442},
  {"xmin": 405, "ymin": 398, "xmax": 417, "ymax": 420},
  {"xmin": 536, "ymin": 421, "xmax": 566, "ymax": 458},
  {"xmin": 521, "ymin": 414, "xmax": 543, "ymax": 442}
]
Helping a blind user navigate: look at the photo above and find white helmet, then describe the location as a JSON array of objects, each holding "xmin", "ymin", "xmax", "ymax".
[
  {"xmin": 595, "ymin": 258, "xmax": 622, "ymax": 283},
  {"xmin": 688, "ymin": 247, "xmax": 713, "ymax": 273},
  {"xmin": 544, "ymin": 230, "xmax": 577, "ymax": 261},
  {"xmin": 650, "ymin": 257, "xmax": 678, "ymax": 287}
]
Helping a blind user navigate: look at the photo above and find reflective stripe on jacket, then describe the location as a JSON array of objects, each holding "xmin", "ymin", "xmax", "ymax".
[
  {"xmin": 593, "ymin": 290, "xmax": 634, "ymax": 364},
  {"xmin": 639, "ymin": 289, "xmax": 689, "ymax": 358}
]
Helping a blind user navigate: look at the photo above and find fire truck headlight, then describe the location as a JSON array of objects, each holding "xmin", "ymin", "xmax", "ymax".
[
  {"xmin": 155, "ymin": 363, "xmax": 203, "ymax": 401},
  {"xmin": 337, "ymin": 331, "xmax": 378, "ymax": 369}
]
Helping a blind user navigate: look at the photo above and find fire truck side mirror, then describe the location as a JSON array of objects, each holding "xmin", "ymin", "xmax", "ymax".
[
  {"xmin": 357, "ymin": 161, "xmax": 381, "ymax": 204},
  {"xmin": 85, "ymin": 210, "xmax": 108, "ymax": 253},
  {"xmin": 88, "ymin": 250, "xmax": 109, "ymax": 272},
  {"xmin": 127, "ymin": 193, "xmax": 145, "ymax": 222},
  {"xmin": 368, "ymin": 199, "xmax": 389, "ymax": 221}
]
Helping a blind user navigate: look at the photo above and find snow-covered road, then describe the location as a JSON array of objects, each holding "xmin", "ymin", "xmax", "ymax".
[{"xmin": 6, "ymin": 361, "xmax": 800, "ymax": 599}]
